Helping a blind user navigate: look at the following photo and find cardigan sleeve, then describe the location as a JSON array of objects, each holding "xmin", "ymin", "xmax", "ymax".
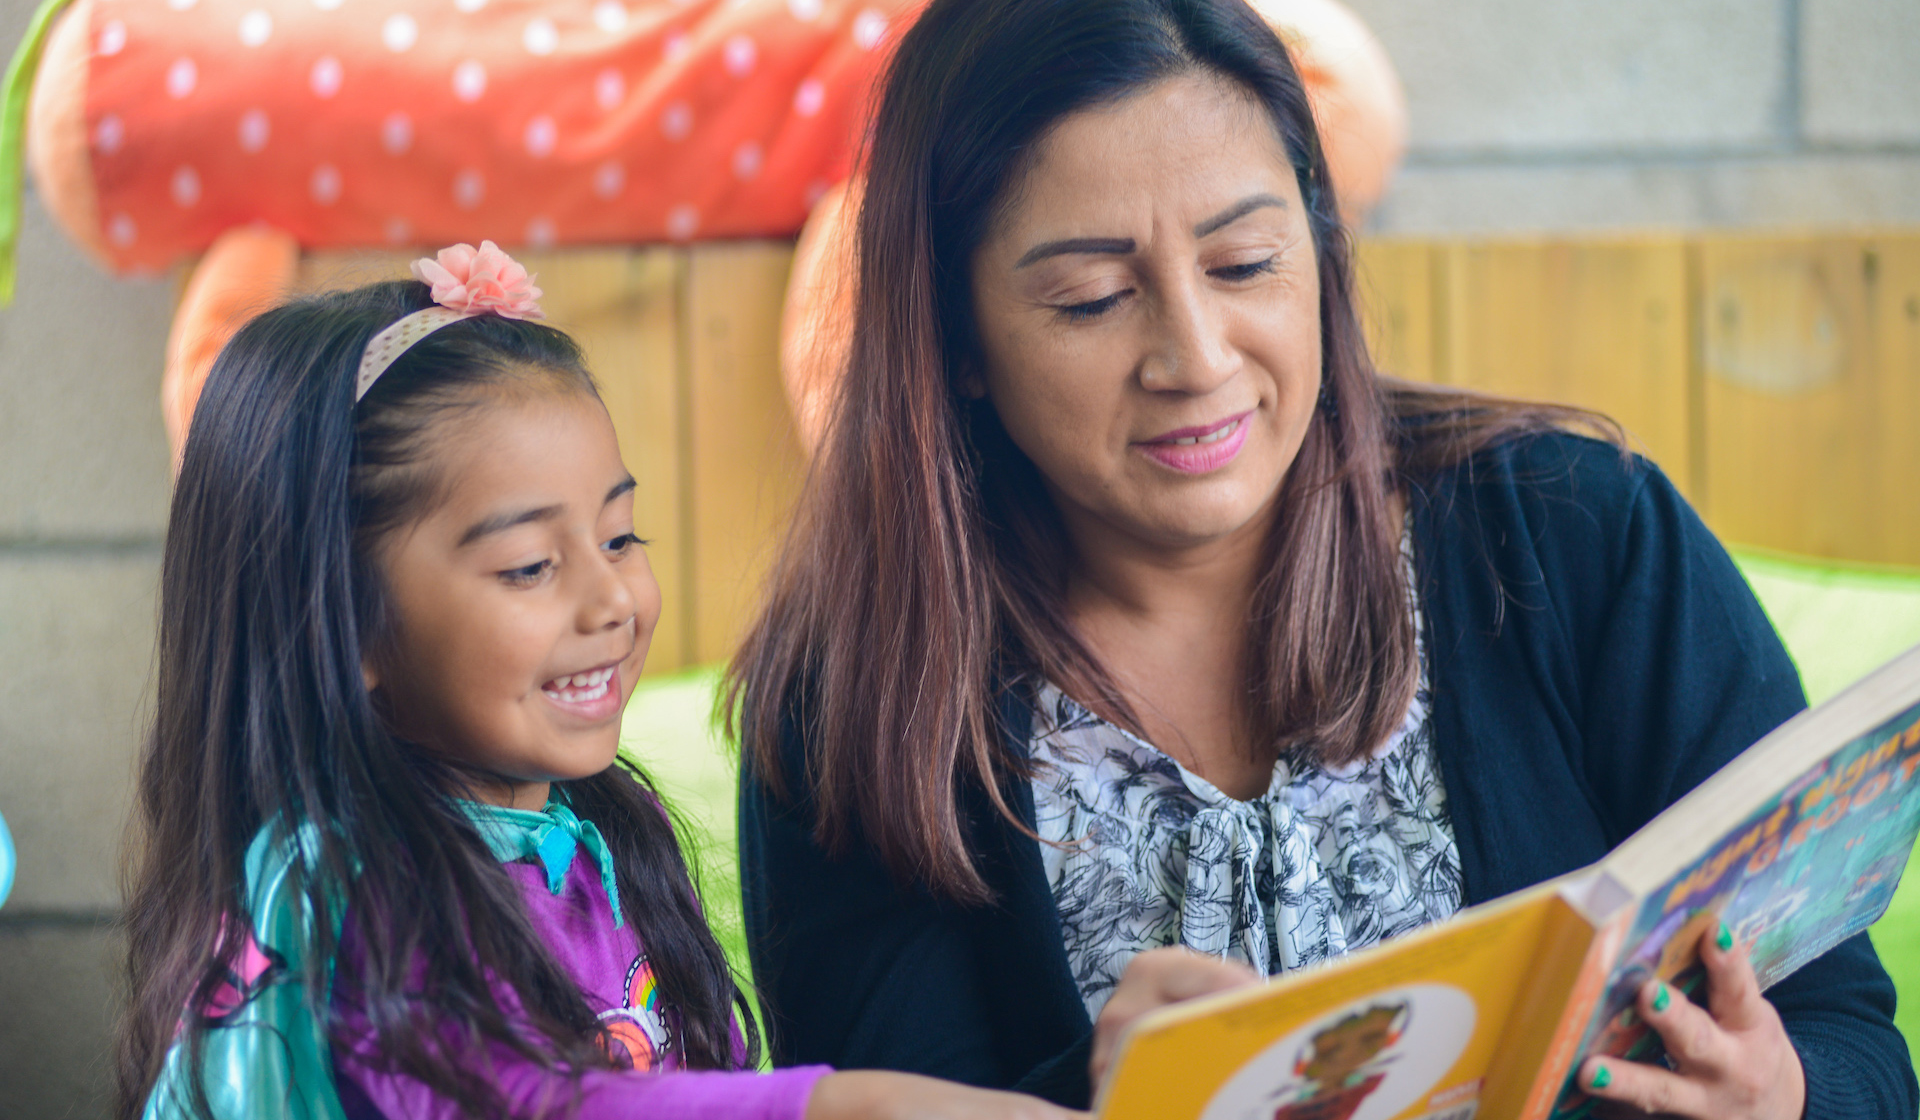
[{"xmin": 1514, "ymin": 436, "xmax": 1917, "ymax": 1119}]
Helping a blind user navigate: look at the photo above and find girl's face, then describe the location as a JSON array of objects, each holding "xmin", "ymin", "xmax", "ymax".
[
  {"xmin": 969, "ymin": 73, "xmax": 1322, "ymax": 554},
  {"xmin": 369, "ymin": 387, "xmax": 660, "ymax": 809}
]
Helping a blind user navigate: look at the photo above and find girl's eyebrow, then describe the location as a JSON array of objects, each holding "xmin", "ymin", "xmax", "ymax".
[{"xmin": 458, "ymin": 478, "xmax": 638, "ymax": 548}]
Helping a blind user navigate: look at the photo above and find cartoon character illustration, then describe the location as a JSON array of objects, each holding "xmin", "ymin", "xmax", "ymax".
[
  {"xmin": 599, "ymin": 954, "xmax": 672, "ymax": 1073},
  {"xmin": 1262, "ymin": 1001, "xmax": 1410, "ymax": 1120}
]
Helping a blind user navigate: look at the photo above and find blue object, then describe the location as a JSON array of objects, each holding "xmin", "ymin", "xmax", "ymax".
[{"xmin": 0, "ymin": 807, "xmax": 14, "ymax": 909}]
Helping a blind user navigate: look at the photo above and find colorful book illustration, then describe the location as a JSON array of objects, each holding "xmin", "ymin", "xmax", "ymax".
[{"xmin": 1095, "ymin": 642, "xmax": 1920, "ymax": 1120}]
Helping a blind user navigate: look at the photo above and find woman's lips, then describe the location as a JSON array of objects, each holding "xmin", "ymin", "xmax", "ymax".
[
  {"xmin": 1133, "ymin": 410, "xmax": 1252, "ymax": 475},
  {"xmin": 540, "ymin": 662, "xmax": 623, "ymax": 722}
]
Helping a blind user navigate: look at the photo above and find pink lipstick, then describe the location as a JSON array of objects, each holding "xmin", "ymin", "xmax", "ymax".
[{"xmin": 1133, "ymin": 410, "xmax": 1252, "ymax": 475}]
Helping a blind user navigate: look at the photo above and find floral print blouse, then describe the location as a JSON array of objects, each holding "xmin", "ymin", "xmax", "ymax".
[{"xmin": 1029, "ymin": 578, "xmax": 1462, "ymax": 1020}]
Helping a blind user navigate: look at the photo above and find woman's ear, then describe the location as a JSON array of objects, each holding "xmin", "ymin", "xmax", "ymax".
[
  {"xmin": 954, "ymin": 357, "xmax": 988, "ymax": 400},
  {"xmin": 361, "ymin": 661, "xmax": 380, "ymax": 692}
]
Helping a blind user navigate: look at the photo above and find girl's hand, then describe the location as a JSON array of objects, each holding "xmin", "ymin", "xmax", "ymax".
[
  {"xmin": 1090, "ymin": 947, "xmax": 1261, "ymax": 1090},
  {"xmin": 805, "ymin": 1071, "xmax": 1088, "ymax": 1120},
  {"xmin": 1578, "ymin": 922, "xmax": 1805, "ymax": 1120}
]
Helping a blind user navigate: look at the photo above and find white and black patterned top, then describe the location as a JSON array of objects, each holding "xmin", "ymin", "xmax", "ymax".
[{"xmin": 1029, "ymin": 576, "xmax": 1461, "ymax": 1020}]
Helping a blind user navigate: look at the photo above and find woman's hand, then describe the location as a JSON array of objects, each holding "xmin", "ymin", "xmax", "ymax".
[
  {"xmin": 805, "ymin": 1071, "xmax": 1087, "ymax": 1120},
  {"xmin": 1090, "ymin": 947, "xmax": 1261, "ymax": 1090},
  {"xmin": 1578, "ymin": 922, "xmax": 1805, "ymax": 1120}
]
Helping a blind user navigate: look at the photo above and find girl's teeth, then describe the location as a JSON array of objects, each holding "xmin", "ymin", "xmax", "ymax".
[{"xmin": 545, "ymin": 666, "xmax": 615, "ymax": 698}]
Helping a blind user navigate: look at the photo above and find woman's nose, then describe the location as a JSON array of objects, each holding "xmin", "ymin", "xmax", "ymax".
[{"xmin": 1138, "ymin": 277, "xmax": 1240, "ymax": 393}]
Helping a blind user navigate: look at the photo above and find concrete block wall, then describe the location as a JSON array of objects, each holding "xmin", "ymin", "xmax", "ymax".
[
  {"xmin": 0, "ymin": 192, "xmax": 173, "ymax": 1119},
  {"xmin": 1, "ymin": 0, "xmax": 1915, "ymax": 1116},
  {"xmin": 1349, "ymin": 0, "xmax": 1920, "ymax": 234}
]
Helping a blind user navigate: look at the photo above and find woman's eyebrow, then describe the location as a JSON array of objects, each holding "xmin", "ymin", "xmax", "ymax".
[
  {"xmin": 1014, "ymin": 237, "xmax": 1136, "ymax": 268},
  {"xmin": 1194, "ymin": 193, "xmax": 1287, "ymax": 237},
  {"xmin": 605, "ymin": 477, "xmax": 637, "ymax": 505},
  {"xmin": 1013, "ymin": 193, "xmax": 1289, "ymax": 267}
]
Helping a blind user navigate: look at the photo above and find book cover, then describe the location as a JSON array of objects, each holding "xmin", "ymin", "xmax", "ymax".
[
  {"xmin": 1097, "ymin": 884, "xmax": 1602, "ymax": 1120},
  {"xmin": 1546, "ymin": 696, "xmax": 1920, "ymax": 1118}
]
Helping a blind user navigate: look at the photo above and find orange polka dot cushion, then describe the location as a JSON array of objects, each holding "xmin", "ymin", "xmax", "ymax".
[{"xmin": 22, "ymin": 0, "xmax": 919, "ymax": 276}]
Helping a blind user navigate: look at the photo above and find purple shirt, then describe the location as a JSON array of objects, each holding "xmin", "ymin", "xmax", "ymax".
[{"xmin": 330, "ymin": 854, "xmax": 830, "ymax": 1119}]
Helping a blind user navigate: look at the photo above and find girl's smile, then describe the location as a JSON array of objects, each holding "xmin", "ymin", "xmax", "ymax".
[
  {"xmin": 540, "ymin": 661, "xmax": 625, "ymax": 721},
  {"xmin": 369, "ymin": 387, "xmax": 662, "ymax": 809}
]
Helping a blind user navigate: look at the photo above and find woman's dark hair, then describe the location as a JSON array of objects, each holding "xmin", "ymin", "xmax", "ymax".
[
  {"xmin": 117, "ymin": 281, "xmax": 757, "ymax": 1119},
  {"xmin": 727, "ymin": 0, "xmax": 1617, "ymax": 903}
]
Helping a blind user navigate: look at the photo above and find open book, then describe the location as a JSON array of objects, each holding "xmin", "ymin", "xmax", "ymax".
[{"xmin": 1095, "ymin": 642, "xmax": 1920, "ymax": 1120}]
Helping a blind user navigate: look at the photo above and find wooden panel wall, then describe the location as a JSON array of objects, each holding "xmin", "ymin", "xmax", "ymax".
[
  {"xmin": 295, "ymin": 232, "xmax": 1917, "ymax": 677},
  {"xmin": 1698, "ymin": 236, "xmax": 1920, "ymax": 567},
  {"xmin": 1357, "ymin": 233, "xmax": 1920, "ymax": 566}
]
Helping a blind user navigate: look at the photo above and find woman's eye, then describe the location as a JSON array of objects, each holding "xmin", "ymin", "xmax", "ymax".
[
  {"xmin": 1058, "ymin": 291, "xmax": 1127, "ymax": 321},
  {"xmin": 1212, "ymin": 258, "xmax": 1277, "ymax": 282},
  {"xmin": 499, "ymin": 560, "xmax": 551, "ymax": 587},
  {"xmin": 602, "ymin": 532, "xmax": 646, "ymax": 555}
]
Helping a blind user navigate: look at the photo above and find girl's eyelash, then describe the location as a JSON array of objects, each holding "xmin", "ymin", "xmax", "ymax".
[
  {"xmin": 605, "ymin": 532, "xmax": 648, "ymax": 551},
  {"xmin": 500, "ymin": 560, "xmax": 550, "ymax": 587}
]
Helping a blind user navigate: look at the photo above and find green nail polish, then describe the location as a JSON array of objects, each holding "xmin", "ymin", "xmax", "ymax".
[
  {"xmin": 1717, "ymin": 921, "xmax": 1734, "ymax": 952},
  {"xmin": 1651, "ymin": 983, "xmax": 1671, "ymax": 1012},
  {"xmin": 1591, "ymin": 1064, "xmax": 1612, "ymax": 1090}
]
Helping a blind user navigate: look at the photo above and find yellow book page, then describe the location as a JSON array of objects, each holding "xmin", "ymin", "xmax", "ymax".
[{"xmin": 1097, "ymin": 887, "xmax": 1576, "ymax": 1120}]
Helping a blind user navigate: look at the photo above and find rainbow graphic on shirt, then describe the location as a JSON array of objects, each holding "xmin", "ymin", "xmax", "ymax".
[{"xmin": 600, "ymin": 954, "xmax": 672, "ymax": 1072}]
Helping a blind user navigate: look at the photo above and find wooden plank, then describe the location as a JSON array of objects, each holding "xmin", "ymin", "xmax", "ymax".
[
  {"xmin": 684, "ymin": 242, "xmax": 805, "ymax": 667},
  {"xmin": 1440, "ymin": 238, "xmax": 1694, "ymax": 494},
  {"xmin": 1352, "ymin": 239, "xmax": 1437, "ymax": 383},
  {"xmin": 539, "ymin": 250, "xmax": 690, "ymax": 676},
  {"xmin": 298, "ymin": 248, "xmax": 696, "ymax": 674},
  {"xmin": 1700, "ymin": 234, "xmax": 1920, "ymax": 566},
  {"xmin": 1869, "ymin": 237, "xmax": 1920, "ymax": 566}
]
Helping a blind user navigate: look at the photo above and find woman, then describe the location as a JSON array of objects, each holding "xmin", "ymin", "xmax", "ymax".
[{"xmin": 727, "ymin": 0, "xmax": 1916, "ymax": 1116}]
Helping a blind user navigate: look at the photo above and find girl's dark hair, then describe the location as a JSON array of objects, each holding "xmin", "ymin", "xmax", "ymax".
[
  {"xmin": 727, "ymin": 0, "xmax": 1617, "ymax": 903},
  {"xmin": 117, "ymin": 280, "xmax": 757, "ymax": 1119}
]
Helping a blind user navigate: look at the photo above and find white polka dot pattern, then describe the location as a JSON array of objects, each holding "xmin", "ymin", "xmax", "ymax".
[
  {"xmin": 310, "ymin": 56, "xmax": 343, "ymax": 98},
  {"xmin": 97, "ymin": 20, "xmax": 127, "ymax": 56},
  {"xmin": 171, "ymin": 166, "xmax": 201, "ymax": 206},
  {"xmin": 237, "ymin": 109, "xmax": 270, "ymax": 151},
  {"xmin": 166, "ymin": 57, "xmax": 197, "ymax": 98},
  {"xmin": 356, "ymin": 307, "xmax": 476, "ymax": 402},
  {"xmin": 73, "ymin": 0, "xmax": 917, "ymax": 269},
  {"xmin": 382, "ymin": 14, "xmax": 418, "ymax": 53},
  {"xmin": 237, "ymin": 10, "xmax": 271, "ymax": 47},
  {"xmin": 93, "ymin": 114, "xmax": 125, "ymax": 155}
]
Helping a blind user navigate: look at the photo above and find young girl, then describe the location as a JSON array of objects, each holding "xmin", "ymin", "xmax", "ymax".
[{"xmin": 115, "ymin": 243, "xmax": 1088, "ymax": 1120}]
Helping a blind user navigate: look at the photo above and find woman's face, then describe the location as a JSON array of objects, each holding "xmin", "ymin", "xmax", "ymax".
[{"xmin": 970, "ymin": 73, "xmax": 1322, "ymax": 554}]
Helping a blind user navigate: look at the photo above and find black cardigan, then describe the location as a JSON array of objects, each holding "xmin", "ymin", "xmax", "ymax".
[{"xmin": 739, "ymin": 433, "xmax": 1918, "ymax": 1117}]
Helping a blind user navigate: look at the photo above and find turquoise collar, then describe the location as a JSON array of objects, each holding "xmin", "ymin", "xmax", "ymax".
[{"xmin": 458, "ymin": 798, "xmax": 624, "ymax": 929}]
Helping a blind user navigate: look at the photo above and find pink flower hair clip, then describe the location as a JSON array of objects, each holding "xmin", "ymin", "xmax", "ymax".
[{"xmin": 355, "ymin": 240, "xmax": 546, "ymax": 402}]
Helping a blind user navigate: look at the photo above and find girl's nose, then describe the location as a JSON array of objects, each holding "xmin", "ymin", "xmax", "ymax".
[{"xmin": 578, "ymin": 548, "xmax": 638, "ymax": 633}]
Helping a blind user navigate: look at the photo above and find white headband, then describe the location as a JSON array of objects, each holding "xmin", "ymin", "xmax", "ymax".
[{"xmin": 356, "ymin": 240, "xmax": 545, "ymax": 404}]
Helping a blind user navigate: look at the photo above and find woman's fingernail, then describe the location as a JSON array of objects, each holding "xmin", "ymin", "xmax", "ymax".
[
  {"xmin": 1717, "ymin": 921, "xmax": 1734, "ymax": 952},
  {"xmin": 1651, "ymin": 982, "xmax": 1671, "ymax": 1012},
  {"xmin": 1590, "ymin": 1063, "xmax": 1612, "ymax": 1090}
]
